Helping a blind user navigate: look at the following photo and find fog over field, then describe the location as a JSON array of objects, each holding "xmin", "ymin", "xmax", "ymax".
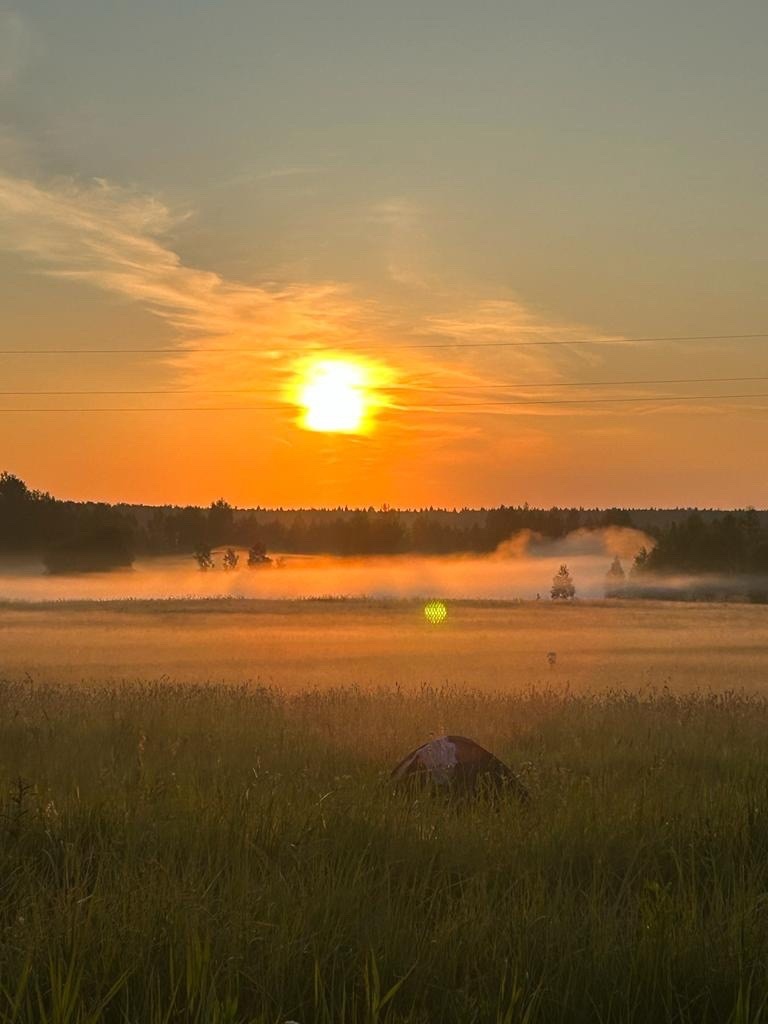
[
  {"xmin": 0, "ymin": 527, "xmax": 649, "ymax": 602},
  {"xmin": 2, "ymin": 598, "xmax": 767, "ymax": 693}
]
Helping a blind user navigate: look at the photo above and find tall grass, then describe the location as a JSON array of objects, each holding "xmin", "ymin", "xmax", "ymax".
[{"xmin": 3, "ymin": 679, "xmax": 768, "ymax": 1022}]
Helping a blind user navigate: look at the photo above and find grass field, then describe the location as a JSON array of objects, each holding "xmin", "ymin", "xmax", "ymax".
[
  {"xmin": 2, "ymin": 598, "xmax": 768, "ymax": 692},
  {"xmin": 3, "ymin": 600, "xmax": 768, "ymax": 1022}
]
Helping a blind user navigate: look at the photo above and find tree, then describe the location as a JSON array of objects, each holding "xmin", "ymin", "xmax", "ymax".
[
  {"xmin": 222, "ymin": 547, "xmax": 239, "ymax": 571},
  {"xmin": 551, "ymin": 564, "xmax": 576, "ymax": 600},
  {"xmin": 165, "ymin": 507, "xmax": 207, "ymax": 552},
  {"xmin": 632, "ymin": 546, "xmax": 650, "ymax": 576},
  {"xmin": 605, "ymin": 556, "xmax": 626, "ymax": 596},
  {"xmin": 601, "ymin": 508, "xmax": 634, "ymax": 528},
  {"xmin": 208, "ymin": 499, "xmax": 234, "ymax": 546},
  {"xmin": 247, "ymin": 541, "xmax": 271, "ymax": 567},
  {"xmin": 194, "ymin": 545, "xmax": 214, "ymax": 571},
  {"xmin": 0, "ymin": 472, "xmax": 30, "ymax": 504}
]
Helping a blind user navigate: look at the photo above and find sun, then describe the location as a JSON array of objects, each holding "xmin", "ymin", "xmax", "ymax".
[{"xmin": 291, "ymin": 357, "xmax": 387, "ymax": 434}]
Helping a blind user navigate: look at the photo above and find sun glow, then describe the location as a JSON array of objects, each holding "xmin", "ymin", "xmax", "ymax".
[{"xmin": 292, "ymin": 357, "xmax": 388, "ymax": 434}]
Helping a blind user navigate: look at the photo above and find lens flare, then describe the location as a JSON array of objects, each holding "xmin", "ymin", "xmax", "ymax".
[{"xmin": 424, "ymin": 600, "xmax": 448, "ymax": 624}]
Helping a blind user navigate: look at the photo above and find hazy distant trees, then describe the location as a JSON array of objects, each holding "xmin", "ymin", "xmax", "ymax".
[
  {"xmin": 44, "ymin": 526, "xmax": 134, "ymax": 574},
  {"xmin": 222, "ymin": 548, "xmax": 239, "ymax": 570},
  {"xmin": 633, "ymin": 547, "xmax": 650, "ymax": 575},
  {"xmin": 7, "ymin": 470, "xmax": 768, "ymax": 590},
  {"xmin": 551, "ymin": 564, "xmax": 576, "ymax": 600},
  {"xmin": 601, "ymin": 508, "xmax": 634, "ymax": 528},
  {"xmin": 633, "ymin": 510, "xmax": 768, "ymax": 577},
  {"xmin": 0, "ymin": 472, "xmax": 136, "ymax": 572},
  {"xmin": 194, "ymin": 545, "xmax": 214, "ymax": 571},
  {"xmin": 148, "ymin": 506, "xmax": 206, "ymax": 552},
  {"xmin": 247, "ymin": 541, "xmax": 271, "ymax": 567},
  {"xmin": 208, "ymin": 499, "xmax": 234, "ymax": 546},
  {"xmin": 605, "ymin": 556, "xmax": 626, "ymax": 596}
]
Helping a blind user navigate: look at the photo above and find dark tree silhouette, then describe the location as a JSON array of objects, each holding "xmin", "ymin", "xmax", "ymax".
[
  {"xmin": 44, "ymin": 526, "xmax": 134, "ymax": 574},
  {"xmin": 4, "ymin": 470, "xmax": 768, "ymax": 588},
  {"xmin": 208, "ymin": 499, "xmax": 234, "ymax": 546},
  {"xmin": 247, "ymin": 541, "xmax": 271, "ymax": 567},
  {"xmin": 601, "ymin": 508, "xmax": 634, "ymax": 527},
  {"xmin": 633, "ymin": 511, "xmax": 768, "ymax": 577}
]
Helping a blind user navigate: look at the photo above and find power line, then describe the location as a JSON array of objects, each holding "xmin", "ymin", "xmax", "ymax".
[
  {"xmin": 1, "ymin": 391, "xmax": 767, "ymax": 412},
  {"xmin": 393, "ymin": 332, "xmax": 768, "ymax": 352},
  {"xmin": 411, "ymin": 391, "xmax": 768, "ymax": 408},
  {"xmin": 0, "ymin": 374, "xmax": 767, "ymax": 397},
  {"xmin": 0, "ymin": 331, "xmax": 766, "ymax": 356}
]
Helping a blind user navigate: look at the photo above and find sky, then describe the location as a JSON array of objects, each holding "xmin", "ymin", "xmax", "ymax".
[{"xmin": 0, "ymin": 0, "xmax": 766, "ymax": 509}]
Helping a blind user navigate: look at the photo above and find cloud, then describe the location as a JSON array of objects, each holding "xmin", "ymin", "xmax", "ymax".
[
  {"xmin": 0, "ymin": 173, "xmax": 374, "ymax": 367},
  {"xmin": 0, "ymin": 170, "xmax": 607, "ymax": 436}
]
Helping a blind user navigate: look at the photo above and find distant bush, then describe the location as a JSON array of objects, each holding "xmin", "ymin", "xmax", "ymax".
[{"xmin": 247, "ymin": 541, "xmax": 272, "ymax": 567}]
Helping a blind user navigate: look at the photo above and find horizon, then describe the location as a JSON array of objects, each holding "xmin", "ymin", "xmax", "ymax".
[{"xmin": 5, "ymin": 468, "xmax": 767, "ymax": 516}]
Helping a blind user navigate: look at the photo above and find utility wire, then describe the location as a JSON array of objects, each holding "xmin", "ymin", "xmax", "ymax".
[
  {"xmin": 0, "ymin": 331, "xmax": 766, "ymax": 356},
  {"xmin": 1, "ymin": 392, "xmax": 768, "ymax": 412},
  {"xmin": 0, "ymin": 374, "xmax": 767, "ymax": 397}
]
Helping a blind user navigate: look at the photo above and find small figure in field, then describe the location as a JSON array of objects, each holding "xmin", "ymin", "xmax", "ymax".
[
  {"xmin": 391, "ymin": 735, "xmax": 528, "ymax": 801},
  {"xmin": 547, "ymin": 651, "xmax": 557, "ymax": 668}
]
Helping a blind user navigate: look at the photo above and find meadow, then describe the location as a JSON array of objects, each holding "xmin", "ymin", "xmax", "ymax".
[
  {"xmin": 2, "ymin": 597, "xmax": 768, "ymax": 692},
  {"xmin": 3, "ymin": 600, "xmax": 768, "ymax": 1022}
]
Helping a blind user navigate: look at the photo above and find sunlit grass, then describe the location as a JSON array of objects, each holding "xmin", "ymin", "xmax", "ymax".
[{"xmin": 3, "ymin": 678, "xmax": 768, "ymax": 1022}]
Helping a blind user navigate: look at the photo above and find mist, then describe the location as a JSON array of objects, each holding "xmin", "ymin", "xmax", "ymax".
[{"xmin": 0, "ymin": 527, "xmax": 653, "ymax": 603}]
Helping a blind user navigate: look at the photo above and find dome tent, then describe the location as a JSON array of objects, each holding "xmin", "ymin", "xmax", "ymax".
[{"xmin": 391, "ymin": 735, "xmax": 528, "ymax": 801}]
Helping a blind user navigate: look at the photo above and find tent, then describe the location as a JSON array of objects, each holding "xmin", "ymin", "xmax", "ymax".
[{"xmin": 391, "ymin": 735, "xmax": 528, "ymax": 801}]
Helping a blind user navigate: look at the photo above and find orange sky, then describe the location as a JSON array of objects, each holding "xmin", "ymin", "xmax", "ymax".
[
  {"xmin": 0, "ymin": 172, "xmax": 766, "ymax": 509},
  {"xmin": 1, "ymin": 2, "xmax": 767, "ymax": 508}
]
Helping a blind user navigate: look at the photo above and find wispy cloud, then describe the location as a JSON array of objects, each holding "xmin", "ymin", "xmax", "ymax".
[
  {"xmin": 7, "ymin": 169, "xmax": 712, "ymax": 505},
  {"xmin": 0, "ymin": 171, "xmax": 607, "ymax": 431},
  {"xmin": 0, "ymin": 173, "xmax": 374, "ymax": 364}
]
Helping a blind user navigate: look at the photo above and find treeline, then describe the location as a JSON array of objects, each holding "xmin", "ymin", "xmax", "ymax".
[
  {"xmin": 0, "ymin": 474, "xmax": 134, "ymax": 573},
  {"xmin": 0, "ymin": 472, "xmax": 637, "ymax": 569},
  {"xmin": 225, "ymin": 505, "xmax": 633, "ymax": 557},
  {"xmin": 3, "ymin": 471, "xmax": 767, "ymax": 582},
  {"xmin": 634, "ymin": 510, "xmax": 768, "ymax": 577}
]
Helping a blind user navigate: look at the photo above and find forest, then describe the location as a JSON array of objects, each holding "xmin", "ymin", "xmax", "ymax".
[{"xmin": 1, "ymin": 472, "xmax": 767, "ymax": 580}]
